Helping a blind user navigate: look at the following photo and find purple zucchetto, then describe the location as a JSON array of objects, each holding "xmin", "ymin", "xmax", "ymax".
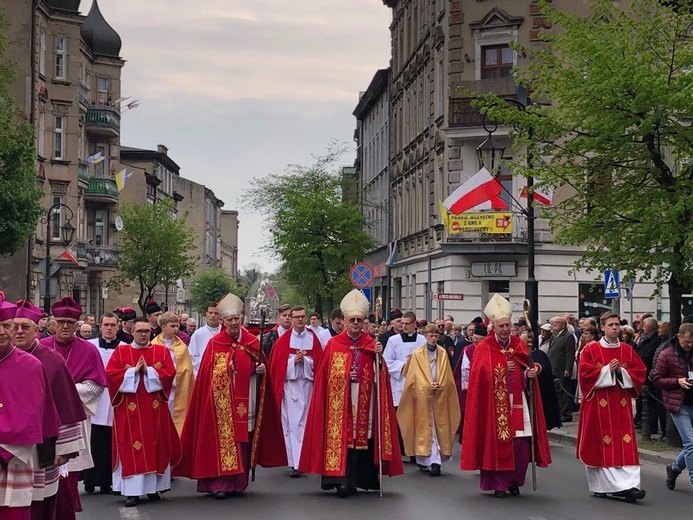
[
  {"xmin": 51, "ymin": 296, "xmax": 82, "ymax": 320},
  {"xmin": 0, "ymin": 292, "xmax": 17, "ymax": 321},
  {"xmin": 14, "ymin": 300, "xmax": 42, "ymax": 324}
]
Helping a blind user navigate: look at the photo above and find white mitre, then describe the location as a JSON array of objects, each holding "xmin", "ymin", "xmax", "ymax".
[
  {"xmin": 216, "ymin": 292, "xmax": 244, "ymax": 317},
  {"xmin": 484, "ymin": 293, "xmax": 513, "ymax": 322},
  {"xmin": 340, "ymin": 289, "xmax": 369, "ymax": 318}
]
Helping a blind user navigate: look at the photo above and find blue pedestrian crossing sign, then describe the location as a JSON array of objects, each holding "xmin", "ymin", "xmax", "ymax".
[{"xmin": 604, "ymin": 269, "xmax": 620, "ymax": 298}]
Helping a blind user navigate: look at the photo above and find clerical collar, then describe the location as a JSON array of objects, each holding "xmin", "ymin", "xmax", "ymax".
[
  {"xmin": 230, "ymin": 329, "xmax": 243, "ymax": 343},
  {"xmin": 426, "ymin": 342, "xmax": 437, "ymax": 352},
  {"xmin": 292, "ymin": 328, "xmax": 306, "ymax": 337},
  {"xmin": 400, "ymin": 332, "xmax": 418, "ymax": 343},
  {"xmin": 600, "ymin": 337, "xmax": 620, "ymax": 348},
  {"xmin": 495, "ymin": 334, "xmax": 510, "ymax": 349},
  {"xmin": 99, "ymin": 336, "xmax": 119, "ymax": 350}
]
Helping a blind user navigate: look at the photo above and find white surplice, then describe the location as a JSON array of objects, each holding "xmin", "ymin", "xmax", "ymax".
[
  {"xmin": 187, "ymin": 323, "xmax": 221, "ymax": 377},
  {"xmin": 384, "ymin": 333, "xmax": 426, "ymax": 406}
]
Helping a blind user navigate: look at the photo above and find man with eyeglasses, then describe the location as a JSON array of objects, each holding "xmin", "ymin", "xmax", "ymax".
[
  {"xmin": 12, "ymin": 300, "xmax": 83, "ymax": 520},
  {"xmin": 175, "ymin": 293, "xmax": 285, "ymax": 499},
  {"xmin": 106, "ymin": 317, "xmax": 180, "ymax": 507},
  {"xmin": 268, "ymin": 306, "xmax": 323, "ymax": 477},
  {"xmin": 84, "ymin": 312, "xmax": 124, "ymax": 495},
  {"xmin": 0, "ymin": 295, "xmax": 61, "ymax": 520},
  {"xmin": 40, "ymin": 297, "xmax": 107, "ymax": 520},
  {"xmin": 299, "ymin": 289, "xmax": 403, "ymax": 497}
]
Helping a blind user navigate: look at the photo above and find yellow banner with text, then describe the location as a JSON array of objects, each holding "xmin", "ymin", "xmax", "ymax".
[{"xmin": 446, "ymin": 212, "xmax": 513, "ymax": 234}]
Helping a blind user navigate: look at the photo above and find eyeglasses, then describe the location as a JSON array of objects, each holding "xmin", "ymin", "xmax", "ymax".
[
  {"xmin": 347, "ymin": 317, "xmax": 364, "ymax": 324},
  {"xmin": 56, "ymin": 319, "xmax": 77, "ymax": 327},
  {"xmin": 134, "ymin": 329, "xmax": 151, "ymax": 334},
  {"xmin": 14, "ymin": 324, "xmax": 33, "ymax": 331}
]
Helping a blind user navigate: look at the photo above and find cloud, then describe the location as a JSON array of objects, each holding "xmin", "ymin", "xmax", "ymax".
[{"xmin": 94, "ymin": 0, "xmax": 392, "ymax": 271}]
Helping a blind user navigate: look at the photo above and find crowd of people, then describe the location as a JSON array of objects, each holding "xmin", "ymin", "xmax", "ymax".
[{"xmin": 4, "ymin": 288, "xmax": 693, "ymax": 519}]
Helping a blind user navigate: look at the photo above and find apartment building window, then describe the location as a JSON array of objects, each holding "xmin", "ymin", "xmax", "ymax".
[
  {"xmin": 435, "ymin": 55, "xmax": 444, "ymax": 118},
  {"xmin": 97, "ymin": 77, "xmax": 109, "ymax": 105},
  {"xmin": 55, "ymin": 36, "xmax": 67, "ymax": 79},
  {"xmin": 39, "ymin": 30, "xmax": 46, "ymax": 76},
  {"xmin": 51, "ymin": 196, "xmax": 63, "ymax": 239},
  {"xmin": 38, "ymin": 111, "xmax": 46, "ymax": 157},
  {"xmin": 481, "ymin": 45, "xmax": 514, "ymax": 79},
  {"xmin": 54, "ymin": 116, "xmax": 64, "ymax": 159},
  {"xmin": 94, "ymin": 210, "xmax": 107, "ymax": 246}
]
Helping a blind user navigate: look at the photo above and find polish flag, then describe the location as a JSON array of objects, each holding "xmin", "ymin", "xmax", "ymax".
[
  {"xmin": 520, "ymin": 185, "xmax": 553, "ymax": 206},
  {"xmin": 442, "ymin": 167, "xmax": 508, "ymax": 214}
]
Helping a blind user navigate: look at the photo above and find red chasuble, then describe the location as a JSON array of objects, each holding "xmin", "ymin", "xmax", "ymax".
[
  {"xmin": 461, "ymin": 335, "xmax": 551, "ymax": 471},
  {"xmin": 577, "ymin": 341, "xmax": 646, "ymax": 467},
  {"xmin": 298, "ymin": 331, "xmax": 404, "ymax": 478},
  {"xmin": 106, "ymin": 344, "xmax": 181, "ymax": 478},
  {"xmin": 174, "ymin": 328, "xmax": 286, "ymax": 479},
  {"xmin": 268, "ymin": 328, "xmax": 323, "ymax": 410}
]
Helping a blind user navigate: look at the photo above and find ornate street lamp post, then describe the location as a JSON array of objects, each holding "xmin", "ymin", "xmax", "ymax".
[
  {"xmin": 42, "ymin": 203, "xmax": 76, "ymax": 313},
  {"xmin": 476, "ymin": 87, "xmax": 538, "ymax": 333}
]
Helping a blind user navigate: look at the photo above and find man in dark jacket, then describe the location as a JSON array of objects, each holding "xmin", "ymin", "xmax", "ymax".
[
  {"xmin": 635, "ymin": 317, "xmax": 660, "ymax": 429},
  {"xmin": 378, "ymin": 309, "xmax": 403, "ymax": 350},
  {"xmin": 652, "ymin": 323, "xmax": 693, "ymax": 491},
  {"xmin": 547, "ymin": 316, "xmax": 576, "ymax": 422}
]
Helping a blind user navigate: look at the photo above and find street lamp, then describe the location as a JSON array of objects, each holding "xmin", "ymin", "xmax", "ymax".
[
  {"xmin": 476, "ymin": 87, "xmax": 539, "ymax": 334},
  {"xmin": 43, "ymin": 203, "xmax": 76, "ymax": 313}
]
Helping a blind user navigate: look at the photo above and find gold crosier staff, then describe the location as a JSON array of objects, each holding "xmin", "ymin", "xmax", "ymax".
[{"xmin": 523, "ymin": 299, "xmax": 538, "ymax": 491}]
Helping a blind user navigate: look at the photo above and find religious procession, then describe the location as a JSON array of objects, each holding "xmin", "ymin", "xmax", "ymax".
[{"xmin": 9, "ymin": 279, "xmax": 688, "ymax": 520}]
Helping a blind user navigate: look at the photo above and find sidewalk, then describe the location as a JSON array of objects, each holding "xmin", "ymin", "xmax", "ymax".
[{"xmin": 547, "ymin": 413, "xmax": 680, "ymax": 466}]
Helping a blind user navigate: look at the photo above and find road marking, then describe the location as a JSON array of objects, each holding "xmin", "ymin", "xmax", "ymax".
[
  {"xmin": 528, "ymin": 517, "xmax": 549, "ymax": 520},
  {"xmin": 119, "ymin": 506, "xmax": 150, "ymax": 520}
]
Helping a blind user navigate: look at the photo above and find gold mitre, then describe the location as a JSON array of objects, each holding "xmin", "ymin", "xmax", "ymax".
[
  {"xmin": 340, "ymin": 289, "xmax": 369, "ymax": 318},
  {"xmin": 484, "ymin": 293, "xmax": 513, "ymax": 322},
  {"xmin": 216, "ymin": 292, "xmax": 244, "ymax": 317}
]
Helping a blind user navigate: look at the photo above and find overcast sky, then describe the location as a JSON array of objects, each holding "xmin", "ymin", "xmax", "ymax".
[{"xmin": 91, "ymin": 0, "xmax": 392, "ymax": 273}]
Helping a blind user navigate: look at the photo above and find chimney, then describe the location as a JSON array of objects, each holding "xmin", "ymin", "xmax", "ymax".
[{"xmin": 157, "ymin": 144, "xmax": 168, "ymax": 155}]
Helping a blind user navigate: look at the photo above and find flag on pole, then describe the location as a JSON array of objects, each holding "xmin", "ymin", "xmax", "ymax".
[
  {"xmin": 122, "ymin": 99, "xmax": 141, "ymax": 112},
  {"xmin": 520, "ymin": 184, "xmax": 553, "ymax": 206},
  {"xmin": 438, "ymin": 200, "xmax": 450, "ymax": 230},
  {"xmin": 86, "ymin": 152, "xmax": 104, "ymax": 166},
  {"xmin": 442, "ymin": 167, "xmax": 508, "ymax": 214},
  {"xmin": 113, "ymin": 96, "xmax": 131, "ymax": 106},
  {"xmin": 386, "ymin": 240, "xmax": 398, "ymax": 267},
  {"xmin": 114, "ymin": 169, "xmax": 133, "ymax": 192}
]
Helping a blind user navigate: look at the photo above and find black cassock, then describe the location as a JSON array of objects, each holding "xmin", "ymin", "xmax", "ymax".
[{"xmin": 531, "ymin": 349, "xmax": 562, "ymax": 431}]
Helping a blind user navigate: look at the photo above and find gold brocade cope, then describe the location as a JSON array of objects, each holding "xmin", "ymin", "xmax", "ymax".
[
  {"xmin": 324, "ymin": 352, "xmax": 348, "ymax": 473},
  {"xmin": 396, "ymin": 346, "xmax": 461, "ymax": 458},
  {"xmin": 152, "ymin": 334, "xmax": 195, "ymax": 435},
  {"xmin": 212, "ymin": 351, "xmax": 239, "ymax": 472}
]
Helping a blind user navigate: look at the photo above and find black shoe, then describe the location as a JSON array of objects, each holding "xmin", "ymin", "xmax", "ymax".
[
  {"xmin": 231, "ymin": 491, "xmax": 244, "ymax": 497},
  {"xmin": 336, "ymin": 485, "xmax": 351, "ymax": 498},
  {"xmin": 508, "ymin": 485, "xmax": 520, "ymax": 496},
  {"xmin": 214, "ymin": 492, "xmax": 229, "ymax": 500},
  {"xmin": 124, "ymin": 497, "xmax": 140, "ymax": 507},
  {"xmin": 623, "ymin": 488, "xmax": 646, "ymax": 503},
  {"xmin": 493, "ymin": 491, "xmax": 507, "ymax": 498},
  {"xmin": 429, "ymin": 463, "xmax": 441, "ymax": 477},
  {"xmin": 409, "ymin": 456, "xmax": 417, "ymax": 464},
  {"xmin": 562, "ymin": 416, "xmax": 573, "ymax": 423},
  {"xmin": 99, "ymin": 486, "xmax": 112, "ymax": 495},
  {"xmin": 147, "ymin": 492, "xmax": 161, "ymax": 501},
  {"xmin": 417, "ymin": 464, "xmax": 429, "ymax": 472},
  {"xmin": 289, "ymin": 468, "xmax": 300, "ymax": 478},
  {"xmin": 666, "ymin": 464, "xmax": 680, "ymax": 490},
  {"xmin": 594, "ymin": 493, "xmax": 608, "ymax": 498},
  {"xmin": 84, "ymin": 484, "xmax": 95, "ymax": 494}
]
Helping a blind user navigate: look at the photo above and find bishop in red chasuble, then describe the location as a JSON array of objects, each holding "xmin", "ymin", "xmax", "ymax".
[
  {"xmin": 577, "ymin": 312, "xmax": 646, "ymax": 503},
  {"xmin": 106, "ymin": 317, "xmax": 181, "ymax": 507},
  {"xmin": 461, "ymin": 294, "xmax": 551, "ymax": 498},
  {"xmin": 174, "ymin": 293, "xmax": 286, "ymax": 499},
  {"xmin": 299, "ymin": 289, "xmax": 403, "ymax": 497}
]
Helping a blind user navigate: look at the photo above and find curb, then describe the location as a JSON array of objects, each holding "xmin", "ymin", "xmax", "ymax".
[{"xmin": 548, "ymin": 430, "xmax": 676, "ymax": 466}]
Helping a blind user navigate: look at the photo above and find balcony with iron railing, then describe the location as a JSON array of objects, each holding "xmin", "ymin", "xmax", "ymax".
[
  {"xmin": 84, "ymin": 177, "xmax": 119, "ymax": 204},
  {"xmin": 449, "ymin": 77, "xmax": 518, "ymax": 128},
  {"xmin": 441, "ymin": 212, "xmax": 529, "ymax": 255},
  {"xmin": 85, "ymin": 105, "xmax": 120, "ymax": 136},
  {"xmin": 86, "ymin": 245, "xmax": 119, "ymax": 269}
]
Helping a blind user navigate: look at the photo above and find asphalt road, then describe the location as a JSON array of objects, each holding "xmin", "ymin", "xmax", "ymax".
[{"xmin": 79, "ymin": 443, "xmax": 692, "ymax": 520}]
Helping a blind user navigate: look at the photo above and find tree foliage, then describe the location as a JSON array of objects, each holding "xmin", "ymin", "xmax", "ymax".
[
  {"xmin": 243, "ymin": 147, "xmax": 375, "ymax": 314},
  {"xmin": 109, "ymin": 198, "xmax": 198, "ymax": 313},
  {"xmin": 467, "ymin": 0, "xmax": 693, "ymax": 329},
  {"xmin": 190, "ymin": 267, "xmax": 242, "ymax": 312},
  {"xmin": 0, "ymin": 15, "xmax": 42, "ymax": 255}
]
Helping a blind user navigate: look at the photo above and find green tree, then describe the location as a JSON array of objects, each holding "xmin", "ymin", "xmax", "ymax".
[
  {"xmin": 237, "ymin": 263, "xmax": 263, "ymax": 298},
  {"xmin": 190, "ymin": 267, "xmax": 241, "ymax": 312},
  {"xmin": 467, "ymin": 0, "xmax": 693, "ymax": 331},
  {"xmin": 244, "ymin": 147, "xmax": 376, "ymax": 315},
  {"xmin": 0, "ymin": 15, "xmax": 42, "ymax": 255},
  {"xmin": 109, "ymin": 199, "xmax": 198, "ymax": 313}
]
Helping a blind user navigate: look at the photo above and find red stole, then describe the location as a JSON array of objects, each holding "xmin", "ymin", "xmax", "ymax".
[
  {"xmin": 174, "ymin": 328, "xmax": 286, "ymax": 479},
  {"xmin": 460, "ymin": 335, "xmax": 551, "ymax": 471},
  {"xmin": 267, "ymin": 328, "xmax": 323, "ymax": 411},
  {"xmin": 577, "ymin": 341, "xmax": 646, "ymax": 467},
  {"xmin": 105, "ymin": 343, "xmax": 181, "ymax": 478},
  {"xmin": 298, "ymin": 331, "xmax": 404, "ymax": 478}
]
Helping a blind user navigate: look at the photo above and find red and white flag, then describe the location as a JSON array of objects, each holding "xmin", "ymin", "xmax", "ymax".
[
  {"xmin": 442, "ymin": 167, "xmax": 508, "ymax": 214},
  {"xmin": 520, "ymin": 184, "xmax": 553, "ymax": 206}
]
